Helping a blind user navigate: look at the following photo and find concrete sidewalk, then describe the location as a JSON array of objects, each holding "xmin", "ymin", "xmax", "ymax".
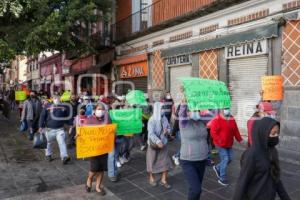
[{"xmin": 0, "ymin": 112, "xmax": 300, "ymax": 200}]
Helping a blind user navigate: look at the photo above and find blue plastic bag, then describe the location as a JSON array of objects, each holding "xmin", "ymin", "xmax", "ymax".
[{"xmin": 20, "ymin": 120, "xmax": 28, "ymax": 132}]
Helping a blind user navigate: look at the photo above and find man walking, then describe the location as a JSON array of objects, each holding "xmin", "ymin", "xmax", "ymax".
[
  {"xmin": 39, "ymin": 95, "xmax": 70, "ymax": 164},
  {"xmin": 21, "ymin": 91, "xmax": 42, "ymax": 140}
]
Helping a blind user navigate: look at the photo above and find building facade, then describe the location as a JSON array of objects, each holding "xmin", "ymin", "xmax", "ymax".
[{"xmin": 114, "ymin": 0, "xmax": 300, "ymax": 163}]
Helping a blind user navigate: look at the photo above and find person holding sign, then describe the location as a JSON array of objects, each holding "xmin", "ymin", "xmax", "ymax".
[
  {"xmin": 79, "ymin": 103, "xmax": 111, "ymax": 196},
  {"xmin": 210, "ymin": 109, "xmax": 246, "ymax": 186},
  {"xmin": 146, "ymin": 102, "xmax": 173, "ymax": 189},
  {"xmin": 177, "ymin": 102, "xmax": 210, "ymax": 200}
]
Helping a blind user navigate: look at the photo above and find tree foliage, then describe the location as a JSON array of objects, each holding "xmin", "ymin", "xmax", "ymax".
[{"xmin": 0, "ymin": 0, "xmax": 113, "ymax": 58}]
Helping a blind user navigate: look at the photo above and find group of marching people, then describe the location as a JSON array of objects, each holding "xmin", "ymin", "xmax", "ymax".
[{"xmin": 17, "ymin": 88, "xmax": 290, "ymax": 199}]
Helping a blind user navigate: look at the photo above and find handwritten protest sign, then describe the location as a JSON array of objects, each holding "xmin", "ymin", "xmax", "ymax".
[
  {"xmin": 15, "ymin": 91, "xmax": 27, "ymax": 101},
  {"xmin": 109, "ymin": 108, "xmax": 142, "ymax": 135},
  {"xmin": 126, "ymin": 90, "xmax": 147, "ymax": 106},
  {"xmin": 179, "ymin": 77, "xmax": 231, "ymax": 111},
  {"xmin": 76, "ymin": 124, "xmax": 116, "ymax": 159},
  {"xmin": 262, "ymin": 75, "xmax": 283, "ymax": 101}
]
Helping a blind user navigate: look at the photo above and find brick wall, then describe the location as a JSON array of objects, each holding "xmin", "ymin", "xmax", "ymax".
[
  {"xmin": 283, "ymin": 0, "xmax": 300, "ymax": 10},
  {"xmin": 116, "ymin": 0, "xmax": 132, "ymax": 22},
  {"xmin": 152, "ymin": 0, "xmax": 215, "ymax": 26},
  {"xmin": 282, "ymin": 21, "xmax": 300, "ymax": 86},
  {"xmin": 228, "ymin": 9, "xmax": 269, "ymax": 26},
  {"xmin": 152, "ymin": 50, "xmax": 165, "ymax": 89},
  {"xmin": 199, "ymin": 50, "xmax": 218, "ymax": 80}
]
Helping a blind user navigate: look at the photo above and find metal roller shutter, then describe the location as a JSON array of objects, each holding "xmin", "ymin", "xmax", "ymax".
[
  {"xmin": 229, "ymin": 56, "xmax": 268, "ymax": 135},
  {"xmin": 170, "ymin": 65, "xmax": 192, "ymax": 104},
  {"xmin": 121, "ymin": 77, "xmax": 148, "ymax": 95}
]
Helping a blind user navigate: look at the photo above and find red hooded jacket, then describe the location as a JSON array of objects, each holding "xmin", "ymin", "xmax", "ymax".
[{"xmin": 209, "ymin": 114, "xmax": 243, "ymax": 148}]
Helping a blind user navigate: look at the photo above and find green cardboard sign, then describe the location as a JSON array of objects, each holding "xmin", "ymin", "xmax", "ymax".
[
  {"xmin": 109, "ymin": 108, "xmax": 143, "ymax": 135},
  {"xmin": 179, "ymin": 77, "xmax": 231, "ymax": 111},
  {"xmin": 126, "ymin": 90, "xmax": 147, "ymax": 106}
]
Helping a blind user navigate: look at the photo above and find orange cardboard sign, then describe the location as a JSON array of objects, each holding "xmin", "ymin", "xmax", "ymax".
[
  {"xmin": 262, "ymin": 75, "xmax": 283, "ymax": 101},
  {"xmin": 76, "ymin": 124, "xmax": 116, "ymax": 159}
]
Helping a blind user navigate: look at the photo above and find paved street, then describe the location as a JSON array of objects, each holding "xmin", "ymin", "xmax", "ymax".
[{"xmin": 0, "ymin": 112, "xmax": 300, "ymax": 200}]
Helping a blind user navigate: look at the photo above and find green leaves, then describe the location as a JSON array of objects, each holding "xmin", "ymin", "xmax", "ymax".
[{"xmin": 0, "ymin": 0, "xmax": 113, "ymax": 57}]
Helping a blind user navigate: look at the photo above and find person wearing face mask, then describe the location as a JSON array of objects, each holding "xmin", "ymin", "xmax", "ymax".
[
  {"xmin": 247, "ymin": 102, "xmax": 276, "ymax": 147},
  {"xmin": 147, "ymin": 102, "xmax": 173, "ymax": 189},
  {"xmin": 178, "ymin": 102, "xmax": 209, "ymax": 200},
  {"xmin": 21, "ymin": 91, "xmax": 42, "ymax": 140},
  {"xmin": 234, "ymin": 118, "xmax": 291, "ymax": 200},
  {"xmin": 161, "ymin": 92, "xmax": 174, "ymax": 124},
  {"xmin": 80, "ymin": 103, "xmax": 111, "ymax": 195},
  {"xmin": 39, "ymin": 95, "xmax": 70, "ymax": 164},
  {"xmin": 209, "ymin": 108, "xmax": 246, "ymax": 186}
]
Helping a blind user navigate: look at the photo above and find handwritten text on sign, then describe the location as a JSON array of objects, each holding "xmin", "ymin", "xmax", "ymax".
[
  {"xmin": 76, "ymin": 124, "xmax": 116, "ymax": 159},
  {"xmin": 179, "ymin": 78, "xmax": 231, "ymax": 111},
  {"xmin": 262, "ymin": 75, "xmax": 283, "ymax": 101}
]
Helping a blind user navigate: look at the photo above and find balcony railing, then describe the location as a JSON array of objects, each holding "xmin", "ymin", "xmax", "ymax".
[{"xmin": 112, "ymin": 0, "xmax": 215, "ymax": 43}]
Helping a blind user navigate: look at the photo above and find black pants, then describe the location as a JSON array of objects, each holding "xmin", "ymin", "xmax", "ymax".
[{"xmin": 181, "ymin": 159, "xmax": 206, "ymax": 200}]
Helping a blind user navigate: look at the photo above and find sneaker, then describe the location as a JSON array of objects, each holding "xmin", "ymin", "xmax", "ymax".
[
  {"xmin": 45, "ymin": 155, "xmax": 53, "ymax": 162},
  {"xmin": 62, "ymin": 157, "xmax": 71, "ymax": 165},
  {"xmin": 116, "ymin": 161, "xmax": 122, "ymax": 168},
  {"xmin": 119, "ymin": 156, "xmax": 125, "ymax": 165},
  {"xmin": 140, "ymin": 145, "xmax": 147, "ymax": 151},
  {"xmin": 218, "ymin": 179, "xmax": 229, "ymax": 186},
  {"xmin": 172, "ymin": 155, "xmax": 180, "ymax": 166},
  {"xmin": 213, "ymin": 165, "xmax": 220, "ymax": 179}
]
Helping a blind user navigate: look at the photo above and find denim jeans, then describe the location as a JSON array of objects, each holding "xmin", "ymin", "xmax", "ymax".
[
  {"xmin": 107, "ymin": 138, "xmax": 123, "ymax": 178},
  {"xmin": 215, "ymin": 146, "xmax": 233, "ymax": 182},
  {"xmin": 181, "ymin": 159, "xmax": 206, "ymax": 200},
  {"xmin": 27, "ymin": 119, "xmax": 38, "ymax": 135},
  {"xmin": 45, "ymin": 128, "xmax": 68, "ymax": 160}
]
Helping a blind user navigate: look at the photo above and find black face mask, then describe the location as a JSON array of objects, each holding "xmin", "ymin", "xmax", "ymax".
[
  {"xmin": 30, "ymin": 95, "xmax": 36, "ymax": 99},
  {"xmin": 268, "ymin": 136, "xmax": 279, "ymax": 147}
]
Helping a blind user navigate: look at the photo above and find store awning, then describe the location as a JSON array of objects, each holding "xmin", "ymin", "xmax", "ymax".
[{"xmin": 161, "ymin": 23, "xmax": 279, "ymax": 58}]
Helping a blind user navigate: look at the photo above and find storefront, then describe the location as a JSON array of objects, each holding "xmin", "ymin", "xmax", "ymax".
[
  {"xmin": 114, "ymin": 54, "xmax": 148, "ymax": 95},
  {"xmin": 226, "ymin": 39, "xmax": 269, "ymax": 134},
  {"xmin": 161, "ymin": 23, "xmax": 279, "ymax": 134},
  {"xmin": 165, "ymin": 54, "xmax": 192, "ymax": 103}
]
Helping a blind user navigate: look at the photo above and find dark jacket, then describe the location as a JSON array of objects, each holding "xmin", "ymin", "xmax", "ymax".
[
  {"xmin": 39, "ymin": 104, "xmax": 69, "ymax": 129},
  {"xmin": 233, "ymin": 118, "xmax": 290, "ymax": 200}
]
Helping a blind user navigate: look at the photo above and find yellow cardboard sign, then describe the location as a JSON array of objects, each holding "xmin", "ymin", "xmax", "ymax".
[
  {"xmin": 76, "ymin": 124, "xmax": 116, "ymax": 159},
  {"xmin": 262, "ymin": 75, "xmax": 283, "ymax": 101},
  {"xmin": 60, "ymin": 91, "xmax": 71, "ymax": 102},
  {"xmin": 15, "ymin": 91, "xmax": 27, "ymax": 101}
]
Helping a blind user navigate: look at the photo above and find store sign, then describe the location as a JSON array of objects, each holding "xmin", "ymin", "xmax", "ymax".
[
  {"xmin": 225, "ymin": 40, "xmax": 267, "ymax": 59},
  {"xmin": 120, "ymin": 62, "xmax": 148, "ymax": 79},
  {"xmin": 166, "ymin": 54, "xmax": 191, "ymax": 66}
]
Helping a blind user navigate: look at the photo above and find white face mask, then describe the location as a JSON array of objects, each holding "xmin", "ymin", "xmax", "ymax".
[
  {"xmin": 224, "ymin": 109, "xmax": 231, "ymax": 117},
  {"xmin": 95, "ymin": 110, "xmax": 105, "ymax": 118}
]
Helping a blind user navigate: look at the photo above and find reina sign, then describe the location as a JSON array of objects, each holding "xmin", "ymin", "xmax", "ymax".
[
  {"xmin": 120, "ymin": 61, "xmax": 148, "ymax": 79},
  {"xmin": 225, "ymin": 40, "xmax": 268, "ymax": 59}
]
